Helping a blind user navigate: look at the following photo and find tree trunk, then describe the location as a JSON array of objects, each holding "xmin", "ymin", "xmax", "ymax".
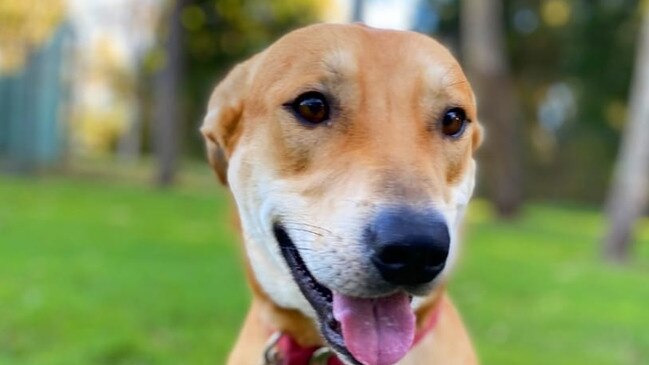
[
  {"xmin": 602, "ymin": 10, "xmax": 649, "ymax": 263},
  {"xmin": 351, "ymin": 0, "xmax": 365, "ymax": 22},
  {"xmin": 153, "ymin": 0, "xmax": 183, "ymax": 187},
  {"xmin": 117, "ymin": 99, "xmax": 142, "ymax": 163},
  {"xmin": 460, "ymin": 0, "xmax": 522, "ymax": 218}
]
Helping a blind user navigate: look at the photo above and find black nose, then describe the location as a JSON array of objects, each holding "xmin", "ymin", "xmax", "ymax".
[{"xmin": 368, "ymin": 208, "xmax": 450, "ymax": 286}]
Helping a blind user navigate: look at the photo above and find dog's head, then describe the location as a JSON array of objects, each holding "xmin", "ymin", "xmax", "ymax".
[{"xmin": 202, "ymin": 24, "xmax": 482, "ymax": 365}]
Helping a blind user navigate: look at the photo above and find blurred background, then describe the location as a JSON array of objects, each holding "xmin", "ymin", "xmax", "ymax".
[{"xmin": 0, "ymin": 0, "xmax": 647, "ymax": 364}]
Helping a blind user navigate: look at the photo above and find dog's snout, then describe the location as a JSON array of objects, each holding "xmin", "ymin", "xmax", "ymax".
[{"xmin": 368, "ymin": 208, "xmax": 450, "ymax": 286}]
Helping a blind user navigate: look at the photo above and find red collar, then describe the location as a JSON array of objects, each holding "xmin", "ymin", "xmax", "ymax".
[{"xmin": 272, "ymin": 303, "xmax": 442, "ymax": 365}]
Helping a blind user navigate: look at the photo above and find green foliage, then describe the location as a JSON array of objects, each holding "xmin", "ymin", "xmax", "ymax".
[
  {"xmin": 506, "ymin": 0, "xmax": 641, "ymax": 202},
  {"xmin": 0, "ymin": 175, "xmax": 647, "ymax": 364}
]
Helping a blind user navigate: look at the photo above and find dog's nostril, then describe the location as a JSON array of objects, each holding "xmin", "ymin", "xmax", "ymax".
[
  {"xmin": 424, "ymin": 246, "xmax": 448, "ymax": 268},
  {"xmin": 377, "ymin": 238, "xmax": 449, "ymax": 268},
  {"xmin": 377, "ymin": 244, "xmax": 410, "ymax": 266},
  {"xmin": 373, "ymin": 241, "xmax": 449, "ymax": 286}
]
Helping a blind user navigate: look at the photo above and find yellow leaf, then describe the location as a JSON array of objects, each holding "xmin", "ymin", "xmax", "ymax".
[{"xmin": 541, "ymin": 0, "xmax": 571, "ymax": 28}]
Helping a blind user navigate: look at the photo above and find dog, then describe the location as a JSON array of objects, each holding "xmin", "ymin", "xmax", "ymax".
[{"xmin": 201, "ymin": 23, "xmax": 483, "ymax": 365}]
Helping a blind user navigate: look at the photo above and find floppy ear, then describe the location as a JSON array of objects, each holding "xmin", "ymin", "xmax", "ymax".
[{"xmin": 200, "ymin": 57, "xmax": 258, "ymax": 185}]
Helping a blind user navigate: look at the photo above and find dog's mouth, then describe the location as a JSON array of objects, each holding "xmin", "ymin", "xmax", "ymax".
[
  {"xmin": 273, "ymin": 223, "xmax": 416, "ymax": 365},
  {"xmin": 273, "ymin": 224, "xmax": 351, "ymax": 361}
]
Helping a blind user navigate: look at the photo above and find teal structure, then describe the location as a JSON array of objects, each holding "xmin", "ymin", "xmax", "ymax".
[{"xmin": 0, "ymin": 23, "xmax": 72, "ymax": 172}]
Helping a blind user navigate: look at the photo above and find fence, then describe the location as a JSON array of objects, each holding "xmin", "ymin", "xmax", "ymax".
[{"xmin": 0, "ymin": 23, "xmax": 72, "ymax": 172}]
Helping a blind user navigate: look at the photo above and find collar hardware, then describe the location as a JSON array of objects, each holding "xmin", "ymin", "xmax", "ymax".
[
  {"xmin": 308, "ymin": 347, "xmax": 333, "ymax": 364},
  {"xmin": 262, "ymin": 332, "xmax": 335, "ymax": 365},
  {"xmin": 262, "ymin": 332, "xmax": 282, "ymax": 365}
]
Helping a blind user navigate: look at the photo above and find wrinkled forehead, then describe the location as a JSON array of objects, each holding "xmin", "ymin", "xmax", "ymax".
[{"xmin": 252, "ymin": 25, "xmax": 475, "ymax": 112}]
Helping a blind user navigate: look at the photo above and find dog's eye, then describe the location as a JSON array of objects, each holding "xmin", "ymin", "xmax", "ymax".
[
  {"xmin": 441, "ymin": 108, "xmax": 468, "ymax": 137},
  {"xmin": 290, "ymin": 92, "xmax": 329, "ymax": 124}
]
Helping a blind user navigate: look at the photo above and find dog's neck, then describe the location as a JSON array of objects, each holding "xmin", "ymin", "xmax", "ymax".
[
  {"xmin": 245, "ymin": 262, "xmax": 323, "ymax": 345},
  {"xmin": 246, "ymin": 262, "xmax": 445, "ymax": 347}
]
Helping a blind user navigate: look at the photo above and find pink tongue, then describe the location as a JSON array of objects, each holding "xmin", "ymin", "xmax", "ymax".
[{"xmin": 332, "ymin": 292, "xmax": 415, "ymax": 365}]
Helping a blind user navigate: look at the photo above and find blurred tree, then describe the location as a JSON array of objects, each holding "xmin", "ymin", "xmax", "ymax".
[
  {"xmin": 153, "ymin": 0, "xmax": 185, "ymax": 186},
  {"xmin": 352, "ymin": 0, "xmax": 365, "ymax": 22},
  {"xmin": 510, "ymin": 0, "xmax": 639, "ymax": 203},
  {"xmin": 116, "ymin": 1, "xmax": 161, "ymax": 163},
  {"xmin": 602, "ymin": 5, "xmax": 649, "ymax": 263},
  {"xmin": 72, "ymin": 38, "xmax": 133, "ymax": 155},
  {"xmin": 461, "ymin": 0, "xmax": 522, "ymax": 218},
  {"xmin": 116, "ymin": 67, "xmax": 145, "ymax": 162}
]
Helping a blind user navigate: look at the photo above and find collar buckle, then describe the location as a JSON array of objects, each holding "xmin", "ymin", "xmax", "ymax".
[
  {"xmin": 262, "ymin": 332, "xmax": 334, "ymax": 365},
  {"xmin": 262, "ymin": 332, "xmax": 282, "ymax": 365},
  {"xmin": 308, "ymin": 347, "xmax": 333, "ymax": 364}
]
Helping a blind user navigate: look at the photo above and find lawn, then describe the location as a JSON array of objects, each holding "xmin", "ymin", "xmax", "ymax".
[{"xmin": 0, "ymin": 174, "xmax": 647, "ymax": 365}]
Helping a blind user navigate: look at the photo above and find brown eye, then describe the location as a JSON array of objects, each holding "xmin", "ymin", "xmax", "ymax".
[
  {"xmin": 290, "ymin": 92, "xmax": 329, "ymax": 124},
  {"xmin": 441, "ymin": 108, "xmax": 468, "ymax": 137}
]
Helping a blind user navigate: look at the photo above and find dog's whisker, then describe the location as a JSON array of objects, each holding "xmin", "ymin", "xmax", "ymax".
[
  {"xmin": 281, "ymin": 221, "xmax": 334, "ymax": 232},
  {"xmin": 291, "ymin": 229, "xmax": 345, "ymax": 242},
  {"xmin": 280, "ymin": 223, "xmax": 344, "ymax": 239},
  {"xmin": 290, "ymin": 246, "xmax": 319, "ymax": 253},
  {"xmin": 284, "ymin": 228, "xmax": 325, "ymax": 237},
  {"xmin": 281, "ymin": 223, "xmax": 330, "ymax": 232}
]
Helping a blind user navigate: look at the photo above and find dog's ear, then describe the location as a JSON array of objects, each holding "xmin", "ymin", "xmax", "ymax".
[{"xmin": 200, "ymin": 56, "xmax": 258, "ymax": 185}]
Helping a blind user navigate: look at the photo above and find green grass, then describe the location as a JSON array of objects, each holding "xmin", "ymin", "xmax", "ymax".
[
  {"xmin": 0, "ymin": 175, "xmax": 647, "ymax": 365},
  {"xmin": 453, "ymin": 201, "xmax": 649, "ymax": 365}
]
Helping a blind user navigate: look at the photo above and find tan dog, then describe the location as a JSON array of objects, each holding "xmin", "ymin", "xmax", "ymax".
[{"xmin": 202, "ymin": 24, "xmax": 482, "ymax": 365}]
